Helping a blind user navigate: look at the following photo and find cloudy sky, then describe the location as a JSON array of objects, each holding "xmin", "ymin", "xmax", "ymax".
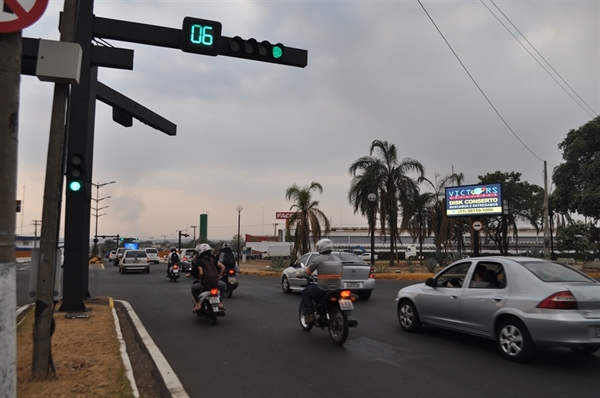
[{"xmin": 16, "ymin": 0, "xmax": 599, "ymax": 242}]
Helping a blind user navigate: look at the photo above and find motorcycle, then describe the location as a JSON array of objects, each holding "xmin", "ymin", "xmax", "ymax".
[
  {"xmin": 167, "ymin": 263, "xmax": 180, "ymax": 282},
  {"xmin": 299, "ymin": 276, "xmax": 358, "ymax": 345},
  {"xmin": 193, "ymin": 285, "xmax": 226, "ymax": 325},
  {"xmin": 221, "ymin": 268, "xmax": 239, "ymax": 298}
]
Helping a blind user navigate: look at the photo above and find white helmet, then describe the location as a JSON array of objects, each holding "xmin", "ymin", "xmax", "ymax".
[
  {"xmin": 195, "ymin": 243, "xmax": 212, "ymax": 256},
  {"xmin": 316, "ymin": 238, "xmax": 334, "ymax": 254}
]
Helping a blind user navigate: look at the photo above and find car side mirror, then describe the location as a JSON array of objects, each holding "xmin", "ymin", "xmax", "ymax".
[{"xmin": 425, "ymin": 278, "xmax": 436, "ymax": 287}]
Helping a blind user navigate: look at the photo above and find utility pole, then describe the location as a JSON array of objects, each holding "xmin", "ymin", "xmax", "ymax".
[
  {"xmin": 0, "ymin": 26, "xmax": 21, "ymax": 398},
  {"xmin": 543, "ymin": 161, "xmax": 551, "ymax": 259},
  {"xmin": 273, "ymin": 223, "xmax": 279, "ymax": 238},
  {"xmin": 32, "ymin": 0, "xmax": 78, "ymax": 380},
  {"xmin": 190, "ymin": 226, "xmax": 197, "ymax": 242},
  {"xmin": 32, "ymin": 220, "xmax": 42, "ymax": 248}
]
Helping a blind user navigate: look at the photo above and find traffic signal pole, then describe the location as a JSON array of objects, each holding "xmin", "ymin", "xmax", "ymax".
[{"xmin": 50, "ymin": 0, "xmax": 307, "ymax": 312}]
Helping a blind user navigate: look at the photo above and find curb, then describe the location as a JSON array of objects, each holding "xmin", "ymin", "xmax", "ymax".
[{"xmin": 115, "ymin": 300, "xmax": 189, "ymax": 398}]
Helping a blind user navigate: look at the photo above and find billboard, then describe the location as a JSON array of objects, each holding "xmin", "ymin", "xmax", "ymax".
[
  {"xmin": 123, "ymin": 242, "xmax": 139, "ymax": 250},
  {"xmin": 445, "ymin": 183, "xmax": 503, "ymax": 217}
]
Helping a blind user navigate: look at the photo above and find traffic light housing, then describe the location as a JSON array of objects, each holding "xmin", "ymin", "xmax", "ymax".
[
  {"xmin": 67, "ymin": 153, "xmax": 85, "ymax": 192},
  {"xmin": 181, "ymin": 17, "xmax": 222, "ymax": 56},
  {"xmin": 221, "ymin": 36, "xmax": 306, "ymax": 67}
]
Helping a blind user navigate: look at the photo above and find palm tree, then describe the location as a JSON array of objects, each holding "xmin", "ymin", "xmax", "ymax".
[
  {"xmin": 422, "ymin": 172, "xmax": 465, "ymax": 251},
  {"xmin": 348, "ymin": 140, "xmax": 425, "ymax": 267},
  {"xmin": 285, "ymin": 181, "xmax": 331, "ymax": 257}
]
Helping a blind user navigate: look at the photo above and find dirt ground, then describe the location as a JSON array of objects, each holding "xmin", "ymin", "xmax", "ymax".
[{"xmin": 17, "ymin": 298, "xmax": 166, "ymax": 398}]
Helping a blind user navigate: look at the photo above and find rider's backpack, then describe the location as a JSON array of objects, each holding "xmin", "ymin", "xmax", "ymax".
[
  {"xmin": 221, "ymin": 251, "xmax": 236, "ymax": 269},
  {"xmin": 171, "ymin": 252, "xmax": 180, "ymax": 264},
  {"xmin": 200, "ymin": 258, "xmax": 220, "ymax": 288}
]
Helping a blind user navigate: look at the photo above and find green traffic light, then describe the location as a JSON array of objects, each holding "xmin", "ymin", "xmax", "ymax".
[
  {"xmin": 68, "ymin": 180, "xmax": 82, "ymax": 192},
  {"xmin": 272, "ymin": 45, "xmax": 283, "ymax": 59}
]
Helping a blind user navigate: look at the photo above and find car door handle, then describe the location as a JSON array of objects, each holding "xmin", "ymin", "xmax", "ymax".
[
  {"xmin": 493, "ymin": 297, "xmax": 502, "ymax": 302},
  {"xmin": 450, "ymin": 294, "xmax": 458, "ymax": 299}
]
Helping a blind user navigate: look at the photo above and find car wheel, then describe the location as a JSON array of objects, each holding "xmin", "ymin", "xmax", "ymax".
[
  {"xmin": 146, "ymin": 267, "xmax": 150, "ymax": 274},
  {"xmin": 570, "ymin": 346, "xmax": 600, "ymax": 355},
  {"xmin": 496, "ymin": 318, "xmax": 535, "ymax": 362},
  {"xmin": 282, "ymin": 276, "xmax": 292, "ymax": 294},
  {"xmin": 398, "ymin": 300, "xmax": 421, "ymax": 332},
  {"xmin": 357, "ymin": 291, "xmax": 371, "ymax": 300}
]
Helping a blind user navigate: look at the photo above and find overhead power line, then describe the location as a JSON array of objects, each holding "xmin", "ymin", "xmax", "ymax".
[
  {"xmin": 484, "ymin": 0, "xmax": 597, "ymax": 118},
  {"xmin": 416, "ymin": 0, "xmax": 545, "ymax": 163}
]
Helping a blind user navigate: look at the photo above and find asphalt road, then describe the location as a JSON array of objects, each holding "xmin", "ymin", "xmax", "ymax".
[{"xmin": 17, "ymin": 261, "xmax": 600, "ymax": 398}]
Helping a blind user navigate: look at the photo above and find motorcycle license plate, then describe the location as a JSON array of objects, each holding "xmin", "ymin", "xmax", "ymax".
[
  {"xmin": 228, "ymin": 276, "xmax": 236, "ymax": 284},
  {"xmin": 339, "ymin": 299, "xmax": 354, "ymax": 311},
  {"xmin": 209, "ymin": 297, "xmax": 220, "ymax": 304},
  {"xmin": 344, "ymin": 282, "xmax": 363, "ymax": 289}
]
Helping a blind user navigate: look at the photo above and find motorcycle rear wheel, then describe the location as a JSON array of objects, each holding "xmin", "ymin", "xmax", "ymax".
[
  {"xmin": 203, "ymin": 301, "xmax": 218, "ymax": 325},
  {"xmin": 299, "ymin": 302, "xmax": 313, "ymax": 331},
  {"xmin": 328, "ymin": 307, "xmax": 349, "ymax": 345}
]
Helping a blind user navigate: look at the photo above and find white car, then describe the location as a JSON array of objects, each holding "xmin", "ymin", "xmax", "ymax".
[
  {"xmin": 360, "ymin": 252, "xmax": 378, "ymax": 261},
  {"xmin": 119, "ymin": 250, "xmax": 150, "ymax": 274},
  {"xmin": 281, "ymin": 251, "xmax": 375, "ymax": 300},
  {"xmin": 144, "ymin": 248, "xmax": 160, "ymax": 264}
]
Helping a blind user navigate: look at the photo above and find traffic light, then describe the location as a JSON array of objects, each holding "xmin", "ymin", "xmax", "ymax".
[
  {"xmin": 67, "ymin": 153, "xmax": 85, "ymax": 192},
  {"xmin": 220, "ymin": 36, "xmax": 307, "ymax": 68},
  {"xmin": 181, "ymin": 17, "xmax": 222, "ymax": 56}
]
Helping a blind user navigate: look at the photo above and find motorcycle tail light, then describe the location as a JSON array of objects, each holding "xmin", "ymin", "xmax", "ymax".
[
  {"xmin": 340, "ymin": 290, "xmax": 352, "ymax": 299},
  {"xmin": 537, "ymin": 291, "xmax": 578, "ymax": 309},
  {"xmin": 210, "ymin": 288, "xmax": 219, "ymax": 296},
  {"xmin": 173, "ymin": 264, "xmax": 178, "ymax": 269},
  {"xmin": 228, "ymin": 269, "xmax": 235, "ymax": 275}
]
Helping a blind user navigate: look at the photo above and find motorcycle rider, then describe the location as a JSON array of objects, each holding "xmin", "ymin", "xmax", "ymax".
[
  {"xmin": 297, "ymin": 238, "xmax": 343, "ymax": 324},
  {"xmin": 215, "ymin": 242, "xmax": 239, "ymax": 272},
  {"xmin": 166, "ymin": 248, "xmax": 180, "ymax": 277},
  {"xmin": 188, "ymin": 243, "xmax": 227, "ymax": 311}
]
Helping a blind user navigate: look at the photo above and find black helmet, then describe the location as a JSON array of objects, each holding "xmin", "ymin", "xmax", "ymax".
[{"xmin": 171, "ymin": 248, "xmax": 177, "ymax": 252}]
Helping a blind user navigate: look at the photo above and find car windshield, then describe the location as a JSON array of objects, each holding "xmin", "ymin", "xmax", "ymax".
[{"xmin": 519, "ymin": 260, "xmax": 596, "ymax": 283}]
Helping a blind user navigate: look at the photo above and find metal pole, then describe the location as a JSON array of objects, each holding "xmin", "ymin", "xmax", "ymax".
[
  {"xmin": 370, "ymin": 204, "xmax": 375, "ymax": 267},
  {"xmin": 367, "ymin": 193, "xmax": 376, "ymax": 267},
  {"xmin": 237, "ymin": 205, "xmax": 243, "ymax": 260}
]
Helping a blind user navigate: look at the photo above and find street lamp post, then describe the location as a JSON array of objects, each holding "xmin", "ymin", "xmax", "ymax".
[
  {"xmin": 368, "ymin": 193, "xmax": 376, "ymax": 267},
  {"xmin": 91, "ymin": 180, "xmax": 116, "ymax": 258},
  {"xmin": 236, "ymin": 205, "xmax": 243, "ymax": 260}
]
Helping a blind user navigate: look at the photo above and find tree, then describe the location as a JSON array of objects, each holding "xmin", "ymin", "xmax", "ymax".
[
  {"xmin": 555, "ymin": 222, "xmax": 598, "ymax": 260},
  {"xmin": 420, "ymin": 172, "xmax": 466, "ymax": 251},
  {"xmin": 478, "ymin": 171, "xmax": 544, "ymax": 254},
  {"xmin": 230, "ymin": 234, "xmax": 245, "ymax": 256},
  {"xmin": 553, "ymin": 116, "xmax": 600, "ymax": 222},
  {"xmin": 285, "ymin": 182, "xmax": 330, "ymax": 257},
  {"xmin": 348, "ymin": 140, "xmax": 424, "ymax": 266}
]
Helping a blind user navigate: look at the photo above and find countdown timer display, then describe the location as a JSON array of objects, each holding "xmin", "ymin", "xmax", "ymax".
[{"xmin": 181, "ymin": 17, "xmax": 222, "ymax": 56}]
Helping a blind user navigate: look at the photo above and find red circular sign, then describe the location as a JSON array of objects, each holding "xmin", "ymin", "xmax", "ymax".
[{"xmin": 0, "ymin": 0, "xmax": 49, "ymax": 33}]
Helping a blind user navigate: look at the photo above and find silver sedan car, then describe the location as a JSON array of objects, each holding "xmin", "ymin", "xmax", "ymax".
[
  {"xmin": 396, "ymin": 256, "xmax": 600, "ymax": 362},
  {"xmin": 281, "ymin": 251, "xmax": 375, "ymax": 300}
]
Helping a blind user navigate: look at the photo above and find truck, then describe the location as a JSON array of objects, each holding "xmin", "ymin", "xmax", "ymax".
[{"xmin": 265, "ymin": 244, "xmax": 292, "ymax": 259}]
